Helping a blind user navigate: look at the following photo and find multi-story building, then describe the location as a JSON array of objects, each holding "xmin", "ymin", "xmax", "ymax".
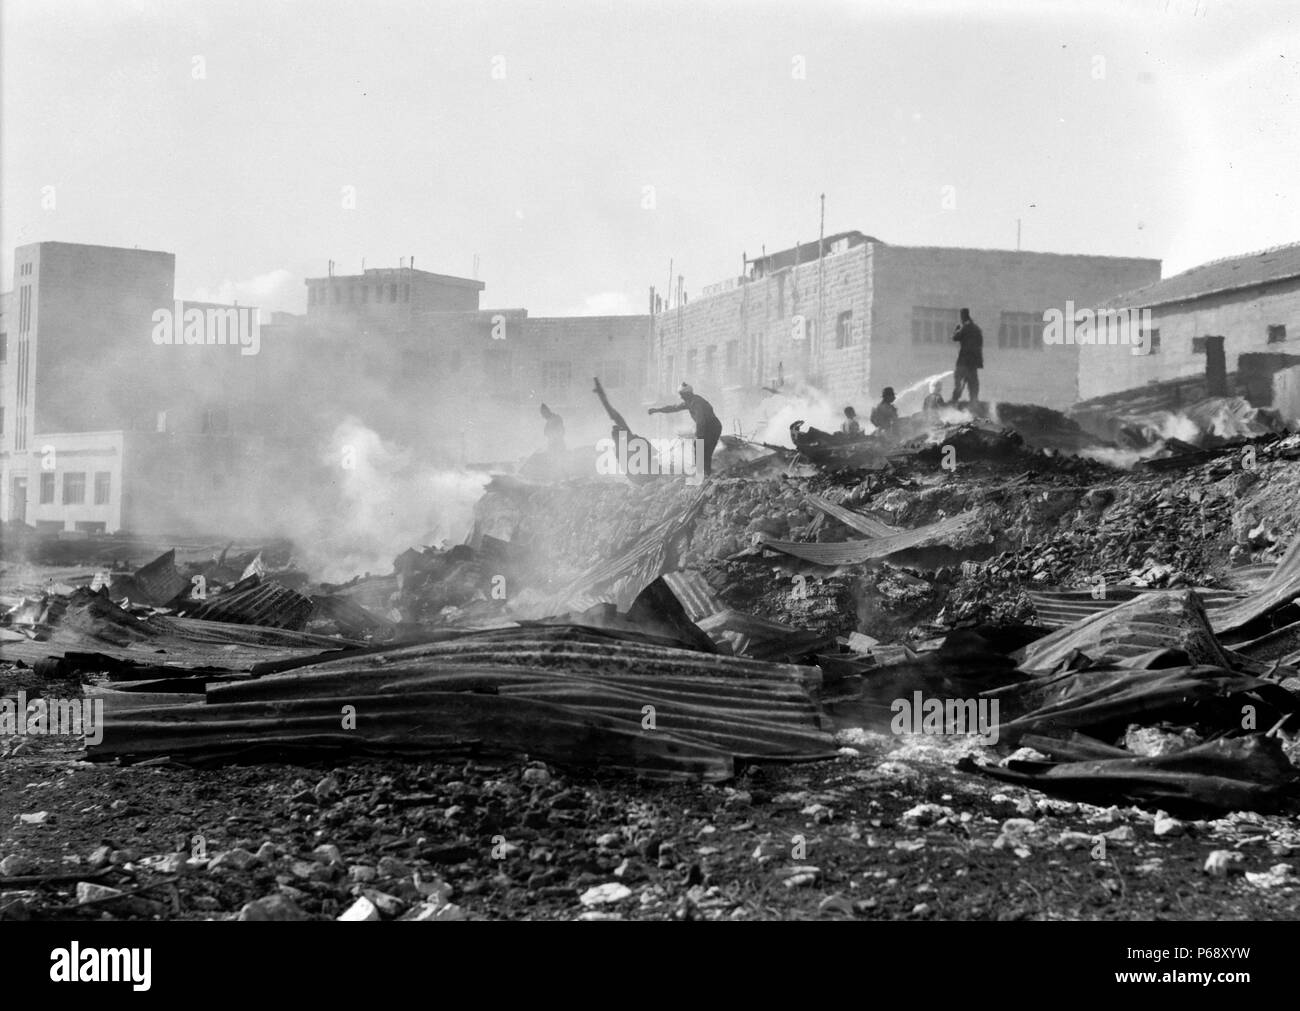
[
  {"xmin": 0, "ymin": 242, "xmax": 269, "ymax": 534},
  {"xmin": 648, "ymin": 232, "xmax": 1161, "ymax": 431}
]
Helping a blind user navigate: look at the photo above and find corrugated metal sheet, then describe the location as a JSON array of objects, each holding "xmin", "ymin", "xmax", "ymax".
[
  {"xmin": 1101, "ymin": 241, "xmax": 1300, "ymax": 311},
  {"xmin": 804, "ymin": 493, "xmax": 902, "ymax": 538},
  {"xmin": 132, "ymin": 550, "xmax": 188, "ymax": 606},
  {"xmin": 1027, "ymin": 586, "xmax": 1246, "ymax": 629},
  {"xmin": 662, "ymin": 570, "xmax": 722, "ymax": 622},
  {"xmin": 87, "ymin": 624, "xmax": 836, "ymax": 779},
  {"xmin": 762, "ymin": 511, "xmax": 979, "ymax": 566},
  {"xmin": 187, "ymin": 579, "xmax": 315, "ymax": 631},
  {"xmin": 1211, "ymin": 536, "xmax": 1300, "ymax": 638}
]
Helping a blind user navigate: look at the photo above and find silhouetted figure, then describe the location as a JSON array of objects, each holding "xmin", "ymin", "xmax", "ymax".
[
  {"xmin": 841, "ymin": 406, "xmax": 862, "ymax": 438},
  {"xmin": 922, "ymin": 381, "xmax": 946, "ymax": 418},
  {"xmin": 649, "ymin": 382, "xmax": 723, "ymax": 476},
  {"xmin": 870, "ymin": 387, "xmax": 899, "ymax": 434},
  {"xmin": 539, "ymin": 403, "xmax": 565, "ymax": 452},
  {"xmin": 951, "ymin": 308, "xmax": 984, "ymax": 403}
]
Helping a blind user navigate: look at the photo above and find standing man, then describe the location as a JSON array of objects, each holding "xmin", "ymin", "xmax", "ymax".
[
  {"xmin": 951, "ymin": 308, "xmax": 983, "ymax": 404},
  {"xmin": 650, "ymin": 382, "xmax": 723, "ymax": 476},
  {"xmin": 539, "ymin": 403, "xmax": 566, "ymax": 453}
]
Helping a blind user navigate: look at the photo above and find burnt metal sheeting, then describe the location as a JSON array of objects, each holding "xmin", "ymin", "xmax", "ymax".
[
  {"xmin": 1027, "ymin": 586, "xmax": 1245, "ymax": 630},
  {"xmin": 804, "ymin": 493, "xmax": 902, "ymax": 538},
  {"xmin": 761, "ymin": 511, "xmax": 979, "ymax": 566},
  {"xmin": 526, "ymin": 491, "xmax": 707, "ymax": 617},
  {"xmin": 310, "ymin": 594, "xmax": 397, "ymax": 638},
  {"xmin": 661, "ymin": 570, "xmax": 722, "ymax": 622},
  {"xmin": 1211, "ymin": 535, "xmax": 1300, "ymax": 638},
  {"xmin": 961, "ymin": 735, "xmax": 1299, "ymax": 816},
  {"xmin": 1017, "ymin": 590, "xmax": 1235, "ymax": 671},
  {"xmin": 88, "ymin": 624, "xmax": 835, "ymax": 778},
  {"xmin": 188, "ymin": 579, "xmax": 315, "ymax": 631},
  {"xmin": 132, "ymin": 549, "xmax": 189, "ymax": 606},
  {"xmin": 695, "ymin": 608, "xmax": 837, "ymax": 662}
]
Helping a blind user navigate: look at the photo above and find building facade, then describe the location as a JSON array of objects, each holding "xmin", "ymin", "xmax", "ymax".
[
  {"xmin": 648, "ymin": 232, "xmax": 1160, "ymax": 431},
  {"xmin": 1078, "ymin": 242, "xmax": 1300, "ymax": 406}
]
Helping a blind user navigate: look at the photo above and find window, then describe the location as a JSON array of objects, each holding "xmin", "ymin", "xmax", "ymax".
[
  {"xmin": 1268, "ymin": 324, "xmax": 1287, "ymax": 344},
  {"xmin": 912, "ymin": 307, "xmax": 961, "ymax": 344},
  {"xmin": 94, "ymin": 472, "xmax": 111, "ymax": 505},
  {"xmin": 704, "ymin": 346, "xmax": 716, "ymax": 377},
  {"xmin": 1141, "ymin": 328, "xmax": 1161, "ymax": 354},
  {"xmin": 389, "ymin": 284, "xmax": 398, "ymax": 303},
  {"xmin": 40, "ymin": 473, "xmax": 54, "ymax": 504},
  {"xmin": 541, "ymin": 360, "xmax": 571, "ymax": 395},
  {"xmin": 1192, "ymin": 336, "xmax": 1208, "ymax": 354},
  {"xmin": 63, "ymin": 472, "xmax": 86, "ymax": 505},
  {"xmin": 686, "ymin": 349, "xmax": 697, "ymax": 376},
  {"xmin": 835, "ymin": 310, "xmax": 854, "ymax": 349},
  {"xmin": 998, "ymin": 311, "xmax": 1044, "ymax": 350},
  {"xmin": 726, "ymin": 341, "xmax": 739, "ymax": 369}
]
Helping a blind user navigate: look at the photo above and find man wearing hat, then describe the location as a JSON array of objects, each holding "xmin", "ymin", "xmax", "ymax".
[
  {"xmin": 951, "ymin": 308, "xmax": 984, "ymax": 404},
  {"xmin": 649, "ymin": 382, "xmax": 724, "ymax": 476}
]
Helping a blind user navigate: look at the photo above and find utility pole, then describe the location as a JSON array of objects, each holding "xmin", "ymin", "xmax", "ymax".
[
  {"xmin": 815, "ymin": 193, "xmax": 826, "ymax": 366},
  {"xmin": 1016, "ymin": 218, "xmax": 1022, "ymax": 251}
]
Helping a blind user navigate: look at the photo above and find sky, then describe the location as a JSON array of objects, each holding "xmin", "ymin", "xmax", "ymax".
[{"xmin": 2, "ymin": 0, "xmax": 1297, "ymax": 316}]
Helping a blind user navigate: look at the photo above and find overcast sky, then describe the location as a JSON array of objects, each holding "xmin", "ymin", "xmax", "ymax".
[{"xmin": 2, "ymin": 0, "xmax": 1297, "ymax": 316}]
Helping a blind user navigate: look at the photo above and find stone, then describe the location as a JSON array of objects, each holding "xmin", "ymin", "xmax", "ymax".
[
  {"xmin": 338, "ymin": 896, "xmax": 380, "ymax": 921},
  {"xmin": 238, "ymin": 893, "xmax": 310, "ymax": 921},
  {"xmin": 579, "ymin": 882, "xmax": 632, "ymax": 906},
  {"xmin": 1153, "ymin": 812, "xmax": 1185, "ymax": 838},
  {"xmin": 76, "ymin": 882, "xmax": 124, "ymax": 905},
  {"xmin": 0, "ymin": 854, "xmax": 35, "ymax": 877},
  {"xmin": 1203, "ymin": 850, "xmax": 1246, "ymax": 877}
]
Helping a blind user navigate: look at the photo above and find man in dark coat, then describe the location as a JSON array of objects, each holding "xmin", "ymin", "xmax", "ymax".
[
  {"xmin": 951, "ymin": 308, "xmax": 984, "ymax": 404},
  {"xmin": 650, "ymin": 382, "xmax": 723, "ymax": 476}
]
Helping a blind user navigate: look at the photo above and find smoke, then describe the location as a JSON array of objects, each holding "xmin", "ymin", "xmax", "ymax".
[
  {"xmin": 294, "ymin": 417, "xmax": 489, "ymax": 581},
  {"xmin": 754, "ymin": 384, "xmax": 845, "ymax": 443},
  {"xmin": 892, "ymin": 369, "xmax": 953, "ymax": 415}
]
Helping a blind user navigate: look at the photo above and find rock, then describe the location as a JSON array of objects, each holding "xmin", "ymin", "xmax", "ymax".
[
  {"xmin": 76, "ymin": 882, "xmax": 124, "ymax": 905},
  {"xmin": 1153, "ymin": 812, "xmax": 1185, "ymax": 838},
  {"xmin": 402, "ymin": 901, "xmax": 466, "ymax": 921},
  {"xmin": 238, "ymin": 893, "xmax": 310, "ymax": 921},
  {"xmin": 361, "ymin": 889, "xmax": 406, "ymax": 917},
  {"xmin": 818, "ymin": 893, "xmax": 856, "ymax": 916},
  {"xmin": 349, "ymin": 864, "xmax": 378, "ymax": 884},
  {"xmin": 1204, "ymin": 850, "xmax": 1246, "ymax": 877},
  {"xmin": 312, "ymin": 844, "xmax": 344, "ymax": 866},
  {"xmin": 87, "ymin": 845, "xmax": 114, "ymax": 870},
  {"xmin": 313, "ymin": 775, "xmax": 341, "ymax": 802},
  {"xmin": 0, "ymin": 854, "xmax": 36, "ymax": 877},
  {"xmin": 338, "ymin": 896, "xmax": 380, "ymax": 921},
  {"xmin": 1245, "ymin": 864, "xmax": 1294, "ymax": 889},
  {"xmin": 18, "ymin": 812, "xmax": 50, "ymax": 826},
  {"xmin": 376, "ymin": 855, "xmax": 411, "ymax": 879},
  {"xmin": 579, "ymin": 882, "xmax": 632, "ymax": 906},
  {"xmin": 777, "ymin": 866, "xmax": 820, "ymax": 888},
  {"xmin": 108, "ymin": 849, "xmax": 136, "ymax": 866},
  {"xmin": 522, "ymin": 766, "xmax": 551, "ymax": 787},
  {"xmin": 254, "ymin": 842, "xmax": 278, "ymax": 864},
  {"xmin": 156, "ymin": 853, "xmax": 187, "ymax": 874},
  {"xmin": 208, "ymin": 848, "xmax": 257, "ymax": 871}
]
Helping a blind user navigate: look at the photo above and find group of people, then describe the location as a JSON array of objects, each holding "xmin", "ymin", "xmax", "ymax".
[
  {"xmin": 537, "ymin": 308, "xmax": 983, "ymax": 471},
  {"xmin": 840, "ymin": 307, "xmax": 984, "ymax": 438},
  {"xmin": 540, "ymin": 379, "xmax": 725, "ymax": 478}
]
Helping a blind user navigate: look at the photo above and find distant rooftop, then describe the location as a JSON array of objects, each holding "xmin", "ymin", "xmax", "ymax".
[
  {"xmin": 305, "ymin": 265, "xmax": 484, "ymax": 291},
  {"xmin": 748, "ymin": 231, "xmax": 879, "ymax": 277},
  {"xmin": 1103, "ymin": 241, "xmax": 1300, "ymax": 310}
]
